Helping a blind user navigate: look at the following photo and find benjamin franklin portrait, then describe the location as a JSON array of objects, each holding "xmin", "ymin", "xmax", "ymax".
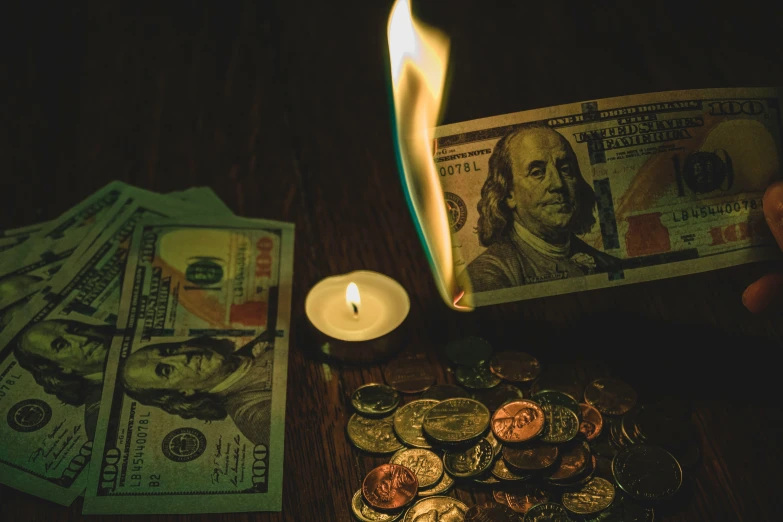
[
  {"xmin": 461, "ymin": 125, "xmax": 621, "ymax": 292},
  {"xmin": 119, "ymin": 332, "xmax": 274, "ymax": 446}
]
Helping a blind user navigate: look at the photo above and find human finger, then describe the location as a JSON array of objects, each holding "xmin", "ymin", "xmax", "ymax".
[
  {"xmin": 762, "ymin": 181, "xmax": 783, "ymax": 250},
  {"xmin": 742, "ymin": 273, "xmax": 783, "ymax": 313}
]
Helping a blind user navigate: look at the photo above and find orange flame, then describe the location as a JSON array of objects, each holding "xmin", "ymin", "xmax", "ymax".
[{"xmin": 387, "ymin": 0, "xmax": 472, "ymax": 311}]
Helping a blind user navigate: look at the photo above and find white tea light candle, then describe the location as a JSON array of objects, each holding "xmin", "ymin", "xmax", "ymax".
[{"xmin": 305, "ymin": 271, "xmax": 410, "ymax": 363}]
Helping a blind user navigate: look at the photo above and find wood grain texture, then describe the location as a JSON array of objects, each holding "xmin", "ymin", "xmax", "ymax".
[{"xmin": 2, "ymin": 1, "xmax": 783, "ymax": 520}]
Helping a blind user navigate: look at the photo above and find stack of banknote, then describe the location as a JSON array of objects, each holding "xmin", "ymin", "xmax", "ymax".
[{"xmin": 0, "ymin": 182, "xmax": 294, "ymax": 513}]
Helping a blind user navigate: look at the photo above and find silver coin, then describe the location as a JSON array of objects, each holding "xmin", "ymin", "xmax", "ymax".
[
  {"xmin": 443, "ymin": 438, "xmax": 494, "ymax": 478},
  {"xmin": 347, "ymin": 413, "xmax": 404, "ymax": 454},
  {"xmin": 390, "ymin": 448, "xmax": 444, "ymax": 489},
  {"xmin": 540, "ymin": 404, "xmax": 580, "ymax": 443},
  {"xmin": 352, "ymin": 383, "xmax": 401, "ymax": 416},
  {"xmin": 522, "ymin": 502, "xmax": 572, "ymax": 521},
  {"xmin": 351, "ymin": 489, "xmax": 403, "ymax": 521},
  {"xmin": 456, "ymin": 364, "xmax": 502, "ymax": 389},
  {"xmin": 422, "ymin": 398, "xmax": 490, "ymax": 443},
  {"xmin": 562, "ymin": 477, "xmax": 615, "ymax": 515},
  {"xmin": 417, "ymin": 470, "xmax": 454, "ymax": 497},
  {"xmin": 402, "ymin": 496, "xmax": 469, "ymax": 522},
  {"xmin": 393, "ymin": 399, "xmax": 440, "ymax": 449}
]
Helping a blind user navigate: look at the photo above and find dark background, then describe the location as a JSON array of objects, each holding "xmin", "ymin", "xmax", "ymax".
[{"xmin": 2, "ymin": 1, "xmax": 783, "ymax": 520}]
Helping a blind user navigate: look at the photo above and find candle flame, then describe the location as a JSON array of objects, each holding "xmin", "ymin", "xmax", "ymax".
[
  {"xmin": 346, "ymin": 282, "xmax": 361, "ymax": 316},
  {"xmin": 387, "ymin": 0, "xmax": 472, "ymax": 311}
]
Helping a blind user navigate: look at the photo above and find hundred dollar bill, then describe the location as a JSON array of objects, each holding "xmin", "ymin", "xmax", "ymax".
[
  {"xmin": 432, "ymin": 87, "xmax": 783, "ymax": 307},
  {"xmin": 167, "ymin": 186, "xmax": 234, "ymax": 216},
  {"xmin": 83, "ymin": 215, "xmax": 293, "ymax": 514},
  {"xmin": 0, "ymin": 221, "xmax": 52, "ymax": 254},
  {"xmin": 0, "ymin": 191, "xmax": 214, "ymax": 505}
]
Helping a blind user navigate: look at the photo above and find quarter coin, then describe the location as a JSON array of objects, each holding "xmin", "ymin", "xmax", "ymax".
[
  {"xmin": 348, "ymin": 413, "xmax": 404, "ymax": 454},
  {"xmin": 443, "ymin": 438, "xmax": 494, "ymax": 478},
  {"xmin": 612, "ymin": 444, "xmax": 682, "ymax": 502},
  {"xmin": 362, "ymin": 464, "xmax": 418, "ymax": 511},
  {"xmin": 562, "ymin": 476, "xmax": 615, "ymax": 515},
  {"xmin": 422, "ymin": 398, "xmax": 490, "ymax": 444},
  {"xmin": 532, "ymin": 389, "xmax": 580, "ymax": 417},
  {"xmin": 390, "ymin": 448, "xmax": 444, "ymax": 489},
  {"xmin": 352, "ymin": 383, "xmax": 401, "ymax": 416},
  {"xmin": 489, "ymin": 351, "xmax": 541, "ymax": 382},
  {"xmin": 383, "ymin": 355, "xmax": 436, "ymax": 393},
  {"xmin": 393, "ymin": 399, "xmax": 439, "ymax": 449},
  {"xmin": 584, "ymin": 378, "xmax": 637, "ymax": 415},
  {"xmin": 351, "ymin": 489, "xmax": 403, "ymax": 521},
  {"xmin": 491, "ymin": 399, "xmax": 545, "ymax": 443},
  {"xmin": 455, "ymin": 364, "xmax": 502, "ymax": 389},
  {"xmin": 402, "ymin": 496, "xmax": 469, "ymax": 522}
]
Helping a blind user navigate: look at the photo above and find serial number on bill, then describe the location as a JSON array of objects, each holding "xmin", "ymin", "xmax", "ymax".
[{"xmin": 672, "ymin": 199, "xmax": 763, "ymax": 222}]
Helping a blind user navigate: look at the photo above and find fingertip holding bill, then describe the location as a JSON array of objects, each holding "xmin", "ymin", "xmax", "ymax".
[
  {"xmin": 742, "ymin": 273, "xmax": 783, "ymax": 313},
  {"xmin": 763, "ymin": 181, "xmax": 783, "ymax": 249}
]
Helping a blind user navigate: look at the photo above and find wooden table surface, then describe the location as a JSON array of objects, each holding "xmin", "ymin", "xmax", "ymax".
[{"xmin": 2, "ymin": 1, "xmax": 783, "ymax": 520}]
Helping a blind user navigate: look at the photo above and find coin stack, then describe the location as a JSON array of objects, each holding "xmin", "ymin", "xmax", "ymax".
[{"xmin": 347, "ymin": 338, "xmax": 696, "ymax": 521}]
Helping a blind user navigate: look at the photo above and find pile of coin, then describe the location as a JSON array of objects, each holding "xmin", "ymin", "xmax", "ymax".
[{"xmin": 347, "ymin": 338, "xmax": 696, "ymax": 521}]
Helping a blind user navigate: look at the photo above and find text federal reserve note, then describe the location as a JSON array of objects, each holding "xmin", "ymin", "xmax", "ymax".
[
  {"xmin": 0, "ymin": 191, "xmax": 215, "ymax": 505},
  {"xmin": 84, "ymin": 215, "xmax": 293, "ymax": 514},
  {"xmin": 433, "ymin": 88, "xmax": 782, "ymax": 306}
]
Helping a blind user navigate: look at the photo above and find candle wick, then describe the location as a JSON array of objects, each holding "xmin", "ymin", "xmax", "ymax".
[{"xmin": 352, "ymin": 303, "xmax": 358, "ymax": 317}]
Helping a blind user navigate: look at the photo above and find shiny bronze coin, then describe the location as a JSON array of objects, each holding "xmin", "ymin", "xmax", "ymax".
[
  {"xmin": 393, "ymin": 399, "xmax": 439, "ymax": 449},
  {"xmin": 416, "ymin": 469, "xmax": 454, "ymax": 497},
  {"xmin": 562, "ymin": 477, "xmax": 615, "ymax": 515},
  {"xmin": 532, "ymin": 389, "xmax": 580, "ymax": 417},
  {"xmin": 362, "ymin": 464, "xmax": 418, "ymax": 511},
  {"xmin": 521, "ymin": 502, "xmax": 571, "ymax": 521},
  {"xmin": 584, "ymin": 378, "xmax": 637, "ymax": 416},
  {"xmin": 352, "ymin": 383, "xmax": 401, "ymax": 416},
  {"xmin": 539, "ymin": 404, "xmax": 580, "ymax": 443},
  {"xmin": 491, "ymin": 456, "xmax": 532, "ymax": 481},
  {"xmin": 553, "ymin": 455, "xmax": 597, "ymax": 488},
  {"xmin": 444, "ymin": 336, "xmax": 494, "ymax": 367},
  {"xmin": 491, "ymin": 399, "xmax": 545, "ymax": 443},
  {"xmin": 402, "ymin": 496, "xmax": 468, "ymax": 522},
  {"xmin": 493, "ymin": 489, "xmax": 510, "ymax": 505},
  {"xmin": 546, "ymin": 441, "xmax": 591, "ymax": 481},
  {"xmin": 466, "ymin": 502, "xmax": 524, "ymax": 521},
  {"xmin": 443, "ymin": 438, "xmax": 494, "ymax": 478},
  {"xmin": 455, "ymin": 364, "xmax": 502, "ymax": 389},
  {"xmin": 584, "ymin": 494, "xmax": 654, "ymax": 521},
  {"xmin": 421, "ymin": 384, "xmax": 469, "ymax": 401},
  {"xmin": 612, "ymin": 444, "xmax": 682, "ymax": 502},
  {"xmin": 390, "ymin": 448, "xmax": 443, "ymax": 489},
  {"xmin": 473, "ymin": 383, "xmax": 526, "ymax": 412},
  {"xmin": 505, "ymin": 485, "xmax": 551, "ymax": 514},
  {"xmin": 489, "ymin": 351, "xmax": 541, "ymax": 382},
  {"xmin": 503, "ymin": 441, "xmax": 559, "ymax": 471},
  {"xmin": 383, "ymin": 355, "xmax": 436, "ymax": 393},
  {"xmin": 348, "ymin": 413, "xmax": 404, "ymax": 454},
  {"xmin": 422, "ymin": 398, "xmax": 490, "ymax": 443},
  {"xmin": 351, "ymin": 489, "xmax": 403, "ymax": 521},
  {"xmin": 579, "ymin": 403, "xmax": 603, "ymax": 441}
]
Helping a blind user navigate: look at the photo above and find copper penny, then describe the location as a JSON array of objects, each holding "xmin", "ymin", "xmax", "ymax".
[
  {"xmin": 546, "ymin": 441, "xmax": 591, "ymax": 481},
  {"xmin": 465, "ymin": 502, "xmax": 524, "ymax": 521},
  {"xmin": 504, "ymin": 485, "xmax": 550, "ymax": 514},
  {"xmin": 490, "ymin": 400, "xmax": 545, "ymax": 443},
  {"xmin": 362, "ymin": 463, "xmax": 418, "ymax": 511},
  {"xmin": 579, "ymin": 403, "xmax": 603, "ymax": 441},
  {"xmin": 492, "ymin": 489, "xmax": 509, "ymax": 505},
  {"xmin": 584, "ymin": 377, "xmax": 637, "ymax": 415},
  {"xmin": 488, "ymin": 351, "xmax": 541, "ymax": 382},
  {"xmin": 383, "ymin": 355, "xmax": 436, "ymax": 393},
  {"xmin": 502, "ymin": 440, "xmax": 559, "ymax": 471}
]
